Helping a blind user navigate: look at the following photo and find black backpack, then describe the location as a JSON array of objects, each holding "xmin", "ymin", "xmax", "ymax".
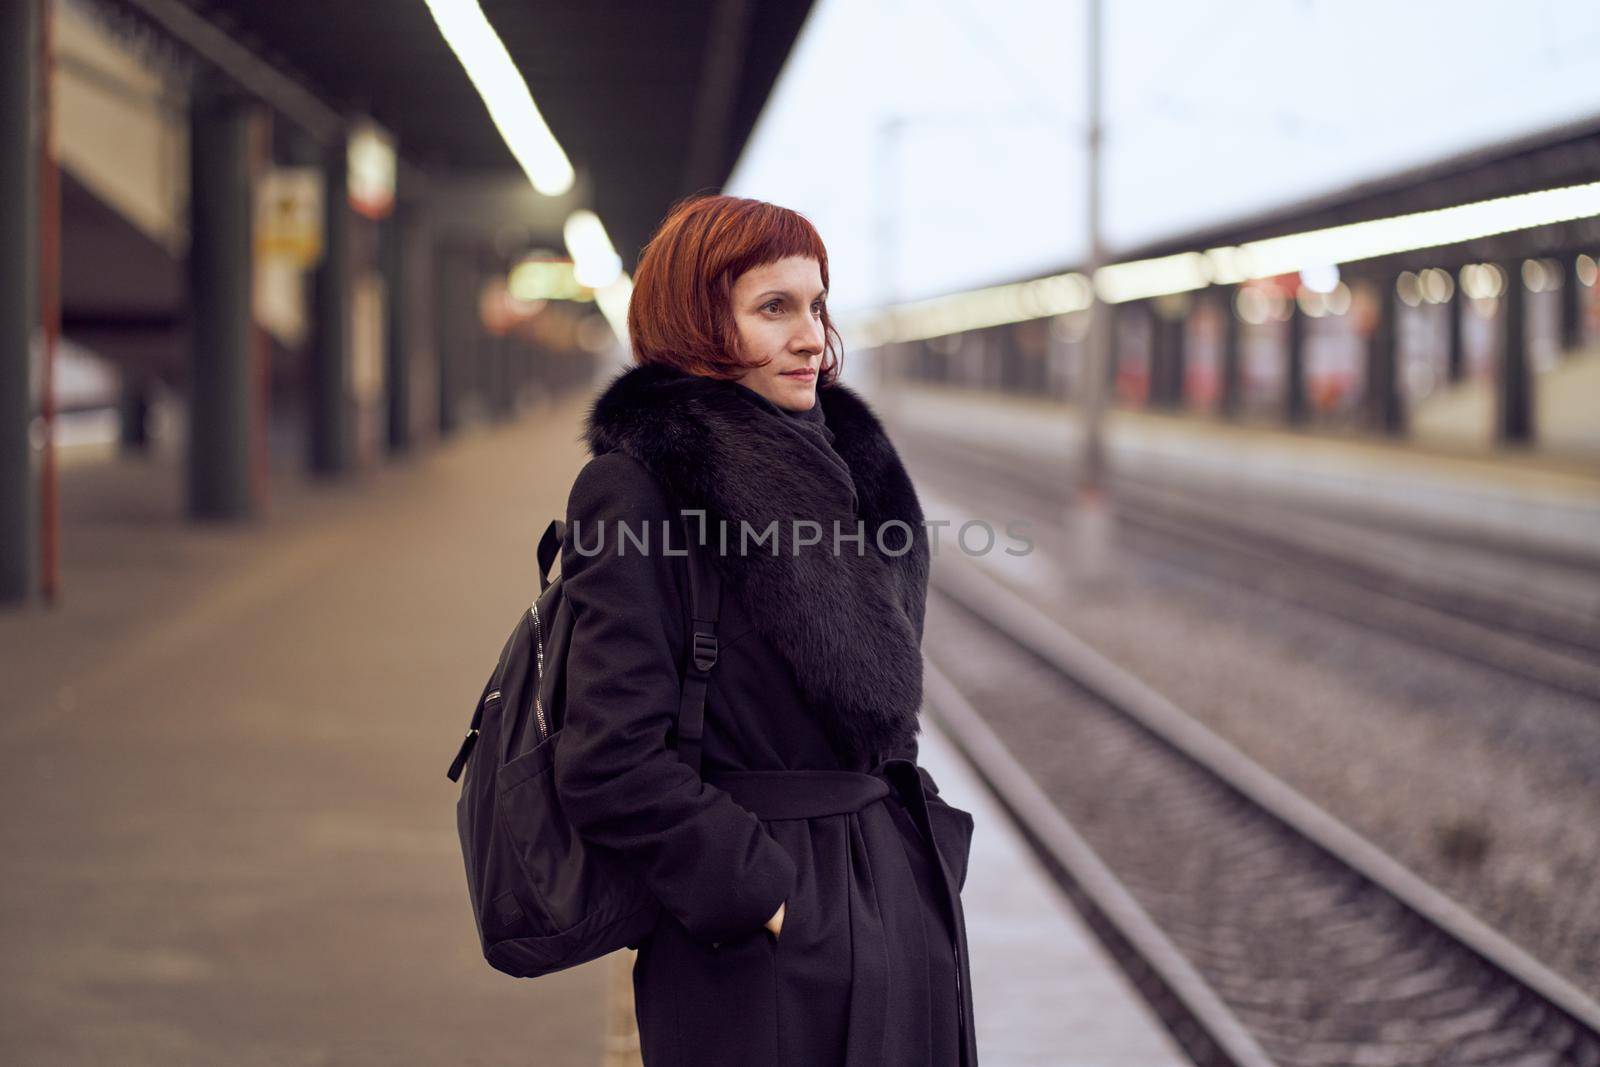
[{"xmin": 446, "ymin": 513, "xmax": 721, "ymax": 978}]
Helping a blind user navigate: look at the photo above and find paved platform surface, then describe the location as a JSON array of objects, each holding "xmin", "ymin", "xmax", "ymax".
[
  {"xmin": 1, "ymin": 397, "xmax": 608, "ymax": 1065},
  {"xmin": 2, "ymin": 384, "xmax": 1182, "ymax": 1065}
]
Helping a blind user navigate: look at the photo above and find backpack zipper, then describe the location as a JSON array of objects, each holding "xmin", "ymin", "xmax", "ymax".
[{"xmin": 529, "ymin": 603, "xmax": 549, "ymax": 741}]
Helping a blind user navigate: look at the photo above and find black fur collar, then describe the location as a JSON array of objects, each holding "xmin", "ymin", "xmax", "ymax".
[{"xmin": 582, "ymin": 362, "xmax": 929, "ymax": 759}]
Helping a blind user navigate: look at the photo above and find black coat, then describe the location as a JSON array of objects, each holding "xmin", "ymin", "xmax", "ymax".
[{"xmin": 553, "ymin": 363, "xmax": 978, "ymax": 1066}]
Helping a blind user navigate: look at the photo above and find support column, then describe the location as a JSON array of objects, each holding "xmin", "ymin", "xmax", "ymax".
[
  {"xmin": 1106, "ymin": 304, "xmax": 1122, "ymax": 390},
  {"xmin": 119, "ymin": 371, "xmax": 151, "ymax": 450},
  {"xmin": 1145, "ymin": 302, "xmax": 1167, "ymax": 407},
  {"xmin": 1162, "ymin": 310, "xmax": 1186, "ymax": 409},
  {"xmin": 409, "ymin": 212, "xmax": 435, "ymax": 443},
  {"xmin": 1558, "ymin": 253, "xmax": 1582, "ymax": 354},
  {"xmin": 187, "ymin": 79, "xmax": 259, "ymax": 519},
  {"xmin": 1447, "ymin": 284, "xmax": 1465, "ymax": 384},
  {"xmin": 1497, "ymin": 259, "xmax": 1532, "ymax": 444},
  {"xmin": 0, "ymin": 0, "xmax": 38, "ymax": 600},
  {"xmin": 1285, "ymin": 296, "xmax": 1306, "ymax": 426},
  {"xmin": 434, "ymin": 246, "xmax": 460, "ymax": 437},
  {"xmin": 382, "ymin": 202, "xmax": 410, "ymax": 453},
  {"xmin": 1219, "ymin": 289, "xmax": 1241, "ymax": 419},
  {"xmin": 310, "ymin": 132, "xmax": 351, "ymax": 474},
  {"xmin": 1367, "ymin": 276, "xmax": 1404, "ymax": 437}
]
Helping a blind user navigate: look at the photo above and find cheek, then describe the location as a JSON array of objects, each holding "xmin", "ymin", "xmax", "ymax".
[{"xmin": 738, "ymin": 319, "xmax": 782, "ymax": 360}]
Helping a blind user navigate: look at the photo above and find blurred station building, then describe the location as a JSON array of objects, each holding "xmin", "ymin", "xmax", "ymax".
[
  {"xmin": 853, "ymin": 126, "xmax": 1600, "ymax": 459},
  {"xmin": 0, "ymin": 0, "xmax": 813, "ymax": 605}
]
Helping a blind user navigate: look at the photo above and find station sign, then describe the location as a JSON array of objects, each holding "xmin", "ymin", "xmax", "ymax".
[{"xmin": 255, "ymin": 167, "xmax": 323, "ymax": 268}]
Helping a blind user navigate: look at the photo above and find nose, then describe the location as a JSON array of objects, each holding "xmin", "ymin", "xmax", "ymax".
[{"xmin": 792, "ymin": 312, "xmax": 824, "ymax": 355}]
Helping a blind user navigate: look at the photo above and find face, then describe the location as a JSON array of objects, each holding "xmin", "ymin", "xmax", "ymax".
[{"xmin": 728, "ymin": 255, "xmax": 827, "ymax": 411}]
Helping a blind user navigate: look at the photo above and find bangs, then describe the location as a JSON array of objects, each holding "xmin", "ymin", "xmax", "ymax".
[{"xmin": 723, "ymin": 205, "xmax": 831, "ymax": 285}]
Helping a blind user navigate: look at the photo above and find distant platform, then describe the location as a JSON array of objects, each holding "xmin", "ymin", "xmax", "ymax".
[{"xmin": 872, "ymin": 380, "xmax": 1600, "ymax": 559}]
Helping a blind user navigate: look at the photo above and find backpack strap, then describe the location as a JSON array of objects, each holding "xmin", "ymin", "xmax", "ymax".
[
  {"xmin": 446, "ymin": 673, "xmax": 496, "ymax": 782},
  {"xmin": 536, "ymin": 519, "xmax": 565, "ymax": 594},
  {"xmin": 676, "ymin": 516, "xmax": 720, "ymax": 776}
]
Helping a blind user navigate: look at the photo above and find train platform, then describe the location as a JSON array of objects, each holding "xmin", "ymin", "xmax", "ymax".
[
  {"xmin": 0, "ymin": 386, "xmax": 1181, "ymax": 1065},
  {"xmin": 873, "ymin": 380, "xmax": 1600, "ymax": 559}
]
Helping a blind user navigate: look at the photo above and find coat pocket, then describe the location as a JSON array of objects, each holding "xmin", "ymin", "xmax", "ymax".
[{"xmin": 926, "ymin": 799, "xmax": 976, "ymax": 892}]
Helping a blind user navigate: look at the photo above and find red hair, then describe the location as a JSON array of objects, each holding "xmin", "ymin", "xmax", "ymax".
[{"xmin": 627, "ymin": 195, "xmax": 844, "ymax": 386}]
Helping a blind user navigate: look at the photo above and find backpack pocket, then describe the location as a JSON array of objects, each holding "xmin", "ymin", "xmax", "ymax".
[{"xmin": 494, "ymin": 735, "xmax": 656, "ymax": 942}]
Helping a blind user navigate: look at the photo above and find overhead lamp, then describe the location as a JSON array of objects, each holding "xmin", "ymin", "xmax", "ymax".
[
  {"xmin": 592, "ymin": 273, "xmax": 634, "ymax": 346},
  {"xmin": 846, "ymin": 272, "xmax": 1093, "ymax": 347},
  {"xmin": 1181, "ymin": 180, "xmax": 1600, "ymax": 300},
  {"xmin": 421, "ymin": 0, "xmax": 574, "ymax": 196},
  {"xmin": 852, "ymin": 180, "xmax": 1600, "ymax": 344},
  {"xmin": 564, "ymin": 210, "xmax": 623, "ymax": 289},
  {"xmin": 1093, "ymin": 252, "xmax": 1209, "ymax": 304}
]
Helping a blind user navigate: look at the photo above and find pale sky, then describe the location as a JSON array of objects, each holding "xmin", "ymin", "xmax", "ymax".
[{"xmin": 725, "ymin": 0, "xmax": 1600, "ymax": 314}]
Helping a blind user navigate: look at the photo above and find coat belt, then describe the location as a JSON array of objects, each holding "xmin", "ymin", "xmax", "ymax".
[
  {"xmin": 706, "ymin": 760, "xmax": 979, "ymax": 1065},
  {"xmin": 707, "ymin": 768, "xmax": 891, "ymax": 820}
]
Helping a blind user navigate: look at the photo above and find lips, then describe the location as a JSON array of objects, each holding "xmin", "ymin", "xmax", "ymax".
[{"xmin": 781, "ymin": 369, "xmax": 816, "ymax": 379}]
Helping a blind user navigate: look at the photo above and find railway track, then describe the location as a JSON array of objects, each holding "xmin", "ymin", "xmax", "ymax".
[
  {"xmin": 922, "ymin": 553, "xmax": 1600, "ymax": 1066},
  {"xmin": 897, "ymin": 427, "xmax": 1600, "ymax": 704}
]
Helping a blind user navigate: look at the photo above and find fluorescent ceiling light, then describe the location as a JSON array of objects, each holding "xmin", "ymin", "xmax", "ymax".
[
  {"xmin": 846, "ymin": 272, "xmax": 1093, "ymax": 347},
  {"xmin": 422, "ymin": 0, "xmax": 574, "ymax": 196},
  {"xmin": 1094, "ymin": 253, "xmax": 1210, "ymax": 304},
  {"xmin": 1123, "ymin": 179, "xmax": 1600, "ymax": 302},
  {"xmin": 564, "ymin": 210, "xmax": 623, "ymax": 288},
  {"xmin": 592, "ymin": 273, "xmax": 634, "ymax": 346},
  {"xmin": 854, "ymin": 178, "xmax": 1600, "ymax": 339}
]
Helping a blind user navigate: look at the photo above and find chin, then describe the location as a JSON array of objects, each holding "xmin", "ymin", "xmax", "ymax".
[{"xmin": 775, "ymin": 380, "xmax": 817, "ymax": 411}]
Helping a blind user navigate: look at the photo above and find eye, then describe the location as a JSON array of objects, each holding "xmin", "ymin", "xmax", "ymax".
[
  {"xmin": 762, "ymin": 299, "xmax": 783, "ymax": 313},
  {"xmin": 811, "ymin": 301, "xmax": 824, "ymax": 317}
]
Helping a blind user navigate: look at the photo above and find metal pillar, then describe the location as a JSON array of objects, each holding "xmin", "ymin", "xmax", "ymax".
[
  {"xmin": 1159, "ymin": 310, "xmax": 1186, "ymax": 409},
  {"xmin": 187, "ymin": 78, "xmax": 259, "ymax": 519},
  {"xmin": 1145, "ymin": 303, "xmax": 1166, "ymax": 407},
  {"xmin": 434, "ymin": 246, "xmax": 460, "ymax": 437},
  {"xmin": 1447, "ymin": 286, "xmax": 1465, "ymax": 384},
  {"xmin": 1497, "ymin": 260, "xmax": 1532, "ymax": 444},
  {"xmin": 1171, "ymin": 313, "xmax": 1187, "ymax": 409},
  {"xmin": 0, "ymin": 0, "xmax": 38, "ymax": 601},
  {"xmin": 1558, "ymin": 253, "xmax": 1582, "ymax": 353},
  {"xmin": 310, "ymin": 132, "xmax": 351, "ymax": 474},
  {"xmin": 38, "ymin": 0, "xmax": 58, "ymax": 601},
  {"xmin": 1106, "ymin": 303, "xmax": 1121, "ymax": 389},
  {"xmin": 1077, "ymin": 0, "xmax": 1109, "ymax": 495},
  {"xmin": 1285, "ymin": 297, "xmax": 1306, "ymax": 425},
  {"xmin": 1219, "ymin": 289, "xmax": 1241, "ymax": 419},
  {"xmin": 409, "ymin": 212, "xmax": 435, "ymax": 442},
  {"xmin": 120, "ymin": 372, "xmax": 151, "ymax": 450},
  {"xmin": 382, "ymin": 203, "xmax": 410, "ymax": 453},
  {"xmin": 1367, "ymin": 276, "xmax": 1405, "ymax": 437}
]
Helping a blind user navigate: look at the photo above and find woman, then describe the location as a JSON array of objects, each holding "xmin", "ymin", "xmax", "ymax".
[{"xmin": 554, "ymin": 195, "xmax": 978, "ymax": 1066}]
